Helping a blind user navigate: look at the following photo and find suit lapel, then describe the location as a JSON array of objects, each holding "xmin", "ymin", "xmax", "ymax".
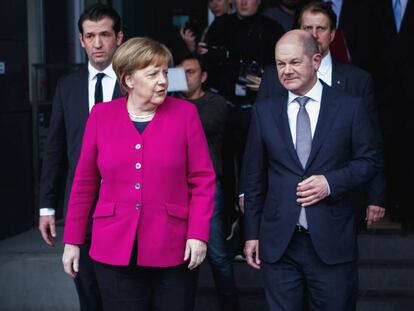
[
  {"xmin": 400, "ymin": 0, "xmax": 414, "ymax": 33},
  {"xmin": 271, "ymin": 93, "xmax": 303, "ymax": 168},
  {"xmin": 306, "ymin": 86, "xmax": 340, "ymax": 169},
  {"xmin": 331, "ymin": 61, "xmax": 346, "ymax": 92},
  {"xmin": 78, "ymin": 68, "xmax": 90, "ymax": 128},
  {"xmin": 112, "ymin": 81, "xmax": 122, "ymax": 99}
]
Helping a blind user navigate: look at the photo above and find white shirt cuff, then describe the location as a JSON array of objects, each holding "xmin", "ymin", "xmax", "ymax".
[{"xmin": 40, "ymin": 208, "xmax": 56, "ymax": 216}]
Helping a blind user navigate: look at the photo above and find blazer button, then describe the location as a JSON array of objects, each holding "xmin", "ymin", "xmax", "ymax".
[
  {"xmin": 135, "ymin": 163, "xmax": 142, "ymax": 169},
  {"xmin": 135, "ymin": 203, "xmax": 141, "ymax": 210},
  {"xmin": 135, "ymin": 183, "xmax": 141, "ymax": 190},
  {"xmin": 135, "ymin": 144, "xmax": 141, "ymax": 150}
]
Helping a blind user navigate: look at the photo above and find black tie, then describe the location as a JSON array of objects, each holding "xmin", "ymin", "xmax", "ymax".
[{"xmin": 94, "ymin": 73, "xmax": 105, "ymax": 104}]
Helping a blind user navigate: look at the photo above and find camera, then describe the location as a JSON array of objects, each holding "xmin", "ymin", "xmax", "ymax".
[{"xmin": 237, "ymin": 61, "xmax": 263, "ymax": 86}]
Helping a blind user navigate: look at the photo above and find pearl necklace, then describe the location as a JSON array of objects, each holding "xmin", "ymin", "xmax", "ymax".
[{"xmin": 128, "ymin": 110, "xmax": 156, "ymax": 121}]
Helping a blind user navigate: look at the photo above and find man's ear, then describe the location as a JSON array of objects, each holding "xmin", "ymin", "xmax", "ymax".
[
  {"xmin": 201, "ymin": 71, "xmax": 208, "ymax": 84},
  {"xmin": 116, "ymin": 31, "xmax": 124, "ymax": 47},
  {"xmin": 329, "ymin": 28, "xmax": 336, "ymax": 44},
  {"xmin": 313, "ymin": 53, "xmax": 322, "ymax": 71},
  {"xmin": 79, "ymin": 33, "xmax": 85, "ymax": 48}
]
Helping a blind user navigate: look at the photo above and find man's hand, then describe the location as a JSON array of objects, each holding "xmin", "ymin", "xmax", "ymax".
[
  {"xmin": 244, "ymin": 240, "xmax": 261, "ymax": 269},
  {"xmin": 296, "ymin": 175, "xmax": 329, "ymax": 207},
  {"xmin": 62, "ymin": 244, "xmax": 80, "ymax": 278},
  {"xmin": 184, "ymin": 239, "xmax": 207, "ymax": 270},
  {"xmin": 197, "ymin": 42, "xmax": 209, "ymax": 55},
  {"xmin": 238, "ymin": 196, "xmax": 245, "ymax": 214},
  {"xmin": 366, "ymin": 205, "xmax": 385, "ymax": 226},
  {"xmin": 245, "ymin": 74, "xmax": 262, "ymax": 91},
  {"xmin": 39, "ymin": 216, "xmax": 57, "ymax": 246},
  {"xmin": 179, "ymin": 28, "xmax": 196, "ymax": 52}
]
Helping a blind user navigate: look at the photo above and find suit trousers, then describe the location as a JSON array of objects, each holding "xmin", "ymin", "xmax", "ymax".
[
  {"xmin": 93, "ymin": 260, "xmax": 199, "ymax": 311},
  {"xmin": 74, "ymin": 237, "xmax": 103, "ymax": 311},
  {"xmin": 262, "ymin": 231, "xmax": 358, "ymax": 311}
]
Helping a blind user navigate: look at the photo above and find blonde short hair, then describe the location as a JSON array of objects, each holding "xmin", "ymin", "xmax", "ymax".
[{"xmin": 112, "ymin": 37, "xmax": 173, "ymax": 94}]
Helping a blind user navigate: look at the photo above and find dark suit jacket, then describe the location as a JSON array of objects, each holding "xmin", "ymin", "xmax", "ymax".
[
  {"xmin": 370, "ymin": 0, "xmax": 414, "ymax": 121},
  {"xmin": 243, "ymin": 86, "xmax": 381, "ymax": 264},
  {"xmin": 39, "ymin": 67, "xmax": 122, "ymax": 212},
  {"xmin": 256, "ymin": 60, "xmax": 385, "ymax": 207},
  {"xmin": 337, "ymin": 0, "xmax": 376, "ymax": 72}
]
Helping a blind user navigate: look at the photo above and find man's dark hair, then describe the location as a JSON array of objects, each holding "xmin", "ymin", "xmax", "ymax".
[
  {"xmin": 298, "ymin": 1, "xmax": 337, "ymax": 30},
  {"xmin": 78, "ymin": 3, "xmax": 121, "ymax": 35},
  {"xmin": 181, "ymin": 52, "xmax": 208, "ymax": 73}
]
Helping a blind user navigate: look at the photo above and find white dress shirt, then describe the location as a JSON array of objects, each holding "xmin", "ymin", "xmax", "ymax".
[
  {"xmin": 287, "ymin": 80, "xmax": 323, "ymax": 146},
  {"xmin": 317, "ymin": 52, "xmax": 333, "ymax": 86},
  {"xmin": 40, "ymin": 63, "xmax": 117, "ymax": 217},
  {"xmin": 88, "ymin": 63, "xmax": 117, "ymax": 111}
]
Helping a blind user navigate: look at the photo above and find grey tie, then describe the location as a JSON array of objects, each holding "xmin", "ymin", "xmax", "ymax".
[
  {"xmin": 295, "ymin": 96, "xmax": 311, "ymax": 229},
  {"xmin": 296, "ymin": 96, "xmax": 312, "ymax": 168}
]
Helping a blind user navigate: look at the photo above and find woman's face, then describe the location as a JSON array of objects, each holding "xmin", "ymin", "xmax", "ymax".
[
  {"xmin": 209, "ymin": 0, "xmax": 231, "ymax": 17},
  {"xmin": 125, "ymin": 63, "xmax": 169, "ymax": 106}
]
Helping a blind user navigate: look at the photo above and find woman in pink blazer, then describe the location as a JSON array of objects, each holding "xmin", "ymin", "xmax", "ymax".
[{"xmin": 62, "ymin": 37, "xmax": 216, "ymax": 311}]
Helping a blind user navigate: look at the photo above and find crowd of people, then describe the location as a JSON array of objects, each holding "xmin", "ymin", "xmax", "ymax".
[{"xmin": 37, "ymin": 1, "xmax": 413, "ymax": 311}]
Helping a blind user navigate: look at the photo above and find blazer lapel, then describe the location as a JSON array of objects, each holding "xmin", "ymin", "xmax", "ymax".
[
  {"xmin": 331, "ymin": 62, "xmax": 346, "ymax": 92},
  {"xmin": 271, "ymin": 93, "xmax": 303, "ymax": 168},
  {"xmin": 306, "ymin": 86, "xmax": 340, "ymax": 169}
]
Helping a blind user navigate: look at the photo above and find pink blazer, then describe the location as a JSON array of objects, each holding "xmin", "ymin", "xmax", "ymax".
[{"xmin": 63, "ymin": 96, "xmax": 216, "ymax": 267}]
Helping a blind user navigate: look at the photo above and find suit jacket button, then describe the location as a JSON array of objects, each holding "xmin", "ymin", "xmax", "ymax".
[
  {"xmin": 135, "ymin": 163, "xmax": 142, "ymax": 169},
  {"xmin": 135, "ymin": 183, "xmax": 141, "ymax": 190}
]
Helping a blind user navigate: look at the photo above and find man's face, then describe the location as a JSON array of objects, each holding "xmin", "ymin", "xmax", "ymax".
[
  {"xmin": 276, "ymin": 39, "xmax": 321, "ymax": 96},
  {"xmin": 299, "ymin": 11, "xmax": 335, "ymax": 57},
  {"xmin": 208, "ymin": 0, "xmax": 231, "ymax": 17},
  {"xmin": 235, "ymin": 0, "xmax": 261, "ymax": 18},
  {"xmin": 181, "ymin": 59, "xmax": 207, "ymax": 98},
  {"xmin": 79, "ymin": 16, "xmax": 123, "ymax": 71}
]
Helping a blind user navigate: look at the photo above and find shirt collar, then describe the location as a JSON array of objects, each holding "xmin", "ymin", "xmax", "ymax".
[
  {"xmin": 318, "ymin": 51, "xmax": 332, "ymax": 75},
  {"xmin": 288, "ymin": 79, "xmax": 323, "ymax": 105},
  {"xmin": 88, "ymin": 62, "xmax": 116, "ymax": 81}
]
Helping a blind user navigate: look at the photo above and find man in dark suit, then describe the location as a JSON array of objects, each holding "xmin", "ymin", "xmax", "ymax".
[
  {"xmin": 368, "ymin": 0, "xmax": 414, "ymax": 227},
  {"xmin": 243, "ymin": 29, "xmax": 381, "ymax": 310},
  {"xmin": 38, "ymin": 4, "xmax": 123, "ymax": 311},
  {"xmin": 254, "ymin": 1, "xmax": 385, "ymax": 227}
]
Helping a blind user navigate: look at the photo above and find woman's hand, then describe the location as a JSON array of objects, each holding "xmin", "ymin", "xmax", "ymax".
[
  {"xmin": 184, "ymin": 239, "xmax": 207, "ymax": 270},
  {"xmin": 62, "ymin": 244, "xmax": 80, "ymax": 278}
]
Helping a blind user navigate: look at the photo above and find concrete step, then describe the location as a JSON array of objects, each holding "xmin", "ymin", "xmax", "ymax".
[{"xmin": 358, "ymin": 231, "xmax": 414, "ymax": 261}]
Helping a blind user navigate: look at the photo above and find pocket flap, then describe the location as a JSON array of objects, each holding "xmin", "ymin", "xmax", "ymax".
[
  {"xmin": 165, "ymin": 203, "xmax": 188, "ymax": 220},
  {"xmin": 93, "ymin": 202, "xmax": 116, "ymax": 218}
]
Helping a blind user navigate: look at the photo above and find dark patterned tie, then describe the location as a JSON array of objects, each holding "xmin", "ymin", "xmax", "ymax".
[
  {"xmin": 296, "ymin": 96, "xmax": 312, "ymax": 169},
  {"xmin": 94, "ymin": 73, "xmax": 105, "ymax": 104}
]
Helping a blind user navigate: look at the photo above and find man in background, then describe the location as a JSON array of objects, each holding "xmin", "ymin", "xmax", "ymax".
[
  {"xmin": 38, "ymin": 4, "xmax": 123, "ymax": 311},
  {"xmin": 178, "ymin": 53, "xmax": 240, "ymax": 311}
]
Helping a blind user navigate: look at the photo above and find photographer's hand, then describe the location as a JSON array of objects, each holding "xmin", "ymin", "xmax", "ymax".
[
  {"xmin": 179, "ymin": 28, "xmax": 196, "ymax": 52},
  {"xmin": 246, "ymin": 75, "xmax": 262, "ymax": 91},
  {"xmin": 197, "ymin": 42, "xmax": 209, "ymax": 55}
]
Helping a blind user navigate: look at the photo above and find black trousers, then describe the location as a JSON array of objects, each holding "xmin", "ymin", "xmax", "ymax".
[
  {"xmin": 93, "ymin": 261, "xmax": 199, "ymax": 311},
  {"xmin": 74, "ymin": 238, "xmax": 103, "ymax": 311}
]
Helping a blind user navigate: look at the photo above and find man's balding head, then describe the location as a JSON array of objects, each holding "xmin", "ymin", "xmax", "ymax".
[{"xmin": 275, "ymin": 30, "xmax": 321, "ymax": 96}]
